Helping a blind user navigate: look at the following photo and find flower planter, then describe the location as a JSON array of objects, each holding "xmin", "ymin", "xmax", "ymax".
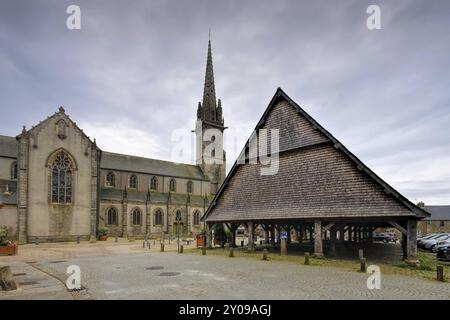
[
  {"xmin": 0, "ymin": 244, "xmax": 18, "ymax": 256},
  {"xmin": 99, "ymin": 236, "xmax": 108, "ymax": 241}
]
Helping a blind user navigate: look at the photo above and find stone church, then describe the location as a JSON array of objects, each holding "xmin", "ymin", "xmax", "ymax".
[{"xmin": 0, "ymin": 40, "xmax": 226, "ymax": 243}]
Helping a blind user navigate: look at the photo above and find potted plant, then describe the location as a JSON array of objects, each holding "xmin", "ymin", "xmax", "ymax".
[
  {"xmin": 98, "ymin": 227, "xmax": 109, "ymax": 241},
  {"xmin": 0, "ymin": 226, "xmax": 17, "ymax": 256}
]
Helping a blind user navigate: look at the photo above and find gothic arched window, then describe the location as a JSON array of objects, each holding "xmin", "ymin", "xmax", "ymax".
[
  {"xmin": 154, "ymin": 209, "xmax": 163, "ymax": 225},
  {"xmin": 129, "ymin": 174, "xmax": 137, "ymax": 189},
  {"xmin": 150, "ymin": 176, "xmax": 158, "ymax": 190},
  {"xmin": 169, "ymin": 178, "xmax": 176, "ymax": 192},
  {"xmin": 50, "ymin": 151, "xmax": 73, "ymax": 204},
  {"xmin": 106, "ymin": 171, "xmax": 115, "ymax": 187},
  {"xmin": 11, "ymin": 161, "xmax": 17, "ymax": 180},
  {"xmin": 187, "ymin": 181, "xmax": 193, "ymax": 194},
  {"xmin": 107, "ymin": 207, "xmax": 118, "ymax": 225},
  {"xmin": 132, "ymin": 208, "xmax": 142, "ymax": 225},
  {"xmin": 193, "ymin": 210, "xmax": 200, "ymax": 225}
]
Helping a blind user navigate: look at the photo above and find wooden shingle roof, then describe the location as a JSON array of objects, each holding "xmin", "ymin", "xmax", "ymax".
[{"xmin": 203, "ymin": 88, "xmax": 429, "ymax": 222}]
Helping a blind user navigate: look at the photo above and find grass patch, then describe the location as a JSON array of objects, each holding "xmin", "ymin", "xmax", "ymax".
[{"xmin": 185, "ymin": 247, "xmax": 450, "ymax": 282}]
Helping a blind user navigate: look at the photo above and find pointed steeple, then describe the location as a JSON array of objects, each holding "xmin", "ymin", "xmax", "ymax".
[{"xmin": 198, "ymin": 38, "xmax": 223, "ymax": 125}]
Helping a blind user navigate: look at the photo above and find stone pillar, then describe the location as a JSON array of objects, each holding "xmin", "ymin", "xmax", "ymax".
[
  {"xmin": 313, "ymin": 220, "xmax": 323, "ymax": 257},
  {"xmin": 17, "ymin": 129, "xmax": 29, "ymax": 244},
  {"xmin": 406, "ymin": 220, "xmax": 418, "ymax": 262},
  {"xmin": 248, "ymin": 221, "xmax": 254, "ymax": 251},
  {"xmin": 330, "ymin": 227, "xmax": 337, "ymax": 256}
]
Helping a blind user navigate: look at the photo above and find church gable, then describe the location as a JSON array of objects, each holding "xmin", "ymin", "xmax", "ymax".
[{"xmin": 204, "ymin": 88, "xmax": 428, "ymax": 222}]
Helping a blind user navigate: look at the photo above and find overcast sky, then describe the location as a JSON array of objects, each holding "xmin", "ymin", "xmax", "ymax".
[{"xmin": 1, "ymin": 0, "xmax": 449, "ymax": 204}]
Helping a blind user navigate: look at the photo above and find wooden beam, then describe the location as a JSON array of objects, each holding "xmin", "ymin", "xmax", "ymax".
[
  {"xmin": 323, "ymin": 222, "xmax": 335, "ymax": 232},
  {"xmin": 388, "ymin": 221, "xmax": 407, "ymax": 235}
]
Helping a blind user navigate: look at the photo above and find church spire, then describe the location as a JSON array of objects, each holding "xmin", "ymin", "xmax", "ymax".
[{"xmin": 198, "ymin": 37, "xmax": 223, "ymax": 125}]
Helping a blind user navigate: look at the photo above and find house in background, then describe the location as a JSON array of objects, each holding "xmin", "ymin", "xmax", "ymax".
[{"xmin": 418, "ymin": 204, "xmax": 450, "ymax": 235}]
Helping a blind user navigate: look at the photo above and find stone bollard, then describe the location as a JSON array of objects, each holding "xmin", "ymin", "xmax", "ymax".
[
  {"xmin": 160, "ymin": 243, "xmax": 165, "ymax": 252},
  {"xmin": 179, "ymin": 245, "xmax": 184, "ymax": 254},
  {"xmin": 76, "ymin": 236, "xmax": 80, "ymax": 244},
  {"xmin": 202, "ymin": 246, "xmax": 207, "ymax": 255},
  {"xmin": 229, "ymin": 247, "xmax": 234, "ymax": 258},
  {"xmin": 304, "ymin": 252, "xmax": 310, "ymax": 265},
  {"xmin": 360, "ymin": 258, "xmax": 366, "ymax": 273},
  {"xmin": 437, "ymin": 266, "xmax": 444, "ymax": 282},
  {"xmin": 0, "ymin": 266, "xmax": 18, "ymax": 291},
  {"xmin": 241, "ymin": 240, "xmax": 244, "ymax": 247},
  {"xmin": 262, "ymin": 249, "xmax": 268, "ymax": 261}
]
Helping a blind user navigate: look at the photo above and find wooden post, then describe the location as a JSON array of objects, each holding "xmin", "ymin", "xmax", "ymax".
[
  {"xmin": 304, "ymin": 252, "xmax": 310, "ymax": 265},
  {"xmin": 262, "ymin": 248, "xmax": 268, "ymax": 260},
  {"xmin": 280, "ymin": 238, "xmax": 287, "ymax": 255},
  {"xmin": 206, "ymin": 223, "xmax": 213, "ymax": 248},
  {"xmin": 339, "ymin": 224, "xmax": 345, "ymax": 244},
  {"xmin": 179, "ymin": 245, "xmax": 183, "ymax": 254},
  {"xmin": 406, "ymin": 220, "xmax": 418, "ymax": 263},
  {"xmin": 313, "ymin": 220, "xmax": 323, "ymax": 257},
  {"xmin": 229, "ymin": 247, "xmax": 234, "ymax": 258},
  {"xmin": 437, "ymin": 266, "xmax": 444, "ymax": 282},
  {"xmin": 160, "ymin": 243, "xmax": 164, "ymax": 252},
  {"xmin": 330, "ymin": 227, "xmax": 337, "ymax": 256},
  {"xmin": 360, "ymin": 258, "xmax": 366, "ymax": 272},
  {"xmin": 248, "ymin": 221, "xmax": 254, "ymax": 251},
  {"xmin": 0, "ymin": 266, "xmax": 18, "ymax": 291},
  {"xmin": 270, "ymin": 225, "xmax": 275, "ymax": 247}
]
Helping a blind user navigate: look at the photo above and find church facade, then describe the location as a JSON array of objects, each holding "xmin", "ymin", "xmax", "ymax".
[{"xmin": 0, "ymin": 40, "xmax": 226, "ymax": 243}]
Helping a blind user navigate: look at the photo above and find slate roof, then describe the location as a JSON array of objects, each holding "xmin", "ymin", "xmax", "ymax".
[
  {"xmin": 424, "ymin": 205, "xmax": 450, "ymax": 221},
  {"xmin": 100, "ymin": 187, "xmax": 207, "ymax": 206},
  {"xmin": 203, "ymin": 88, "xmax": 429, "ymax": 222},
  {"xmin": 101, "ymin": 152, "xmax": 206, "ymax": 181},
  {"xmin": 0, "ymin": 135, "xmax": 18, "ymax": 159}
]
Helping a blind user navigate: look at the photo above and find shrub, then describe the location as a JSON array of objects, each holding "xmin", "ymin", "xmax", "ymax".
[
  {"xmin": 0, "ymin": 226, "xmax": 13, "ymax": 246},
  {"xmin": 98, "ymin": 227, "xmax": 109, "ymax": 237}
]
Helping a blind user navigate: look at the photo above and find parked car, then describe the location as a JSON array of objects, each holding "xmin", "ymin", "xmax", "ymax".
[
  {"xmin": 422, "ymin": 234, "xmax": 450, "ymax": 251},
  {"xmin": 436, "ymin": 244, "xmax": 450, "ymax": 261},
  {"xmin": 417, "ymin": 233, "xmax": 438, "ymax": 244},
  {"xmin": 433, "ymin": 236, "xmax": 450, "ymax": 253},
  {"xmin": 372, "ymin": 232, "xmax": 397, "ymax": 243},
  {"xmin": 418, "ymin": 233, "xmax": 443, "ymax": 248}
]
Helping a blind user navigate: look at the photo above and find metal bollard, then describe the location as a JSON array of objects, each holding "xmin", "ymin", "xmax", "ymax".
[
  {"xmin": 437, "ymin": 266, "xmax": 444, "ymax": 282},
  {"xmin": 229, "ymin": 247, "xmax": 234, "ymax": 258},
  {"xmin": 304, "ymin": 252, "xmax": 310, "ymax": 265},
  {"xmin": 160, "ymin": 243, "xmax": 165, "ymax": 252},
  {"xmin": 360, "ymin": 258, "xmax": 366, "ymax": 272}
]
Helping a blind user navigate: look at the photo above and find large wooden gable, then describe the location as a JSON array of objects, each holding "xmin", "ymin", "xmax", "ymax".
[{"xmin": 203, "ymin": 88, "xmax": 428, "ymax": 223}]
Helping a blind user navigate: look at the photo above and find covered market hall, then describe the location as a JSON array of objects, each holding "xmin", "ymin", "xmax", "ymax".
[{"xmin": 202, "ymin": 88, "xmax": 429, "ymax": 264}]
